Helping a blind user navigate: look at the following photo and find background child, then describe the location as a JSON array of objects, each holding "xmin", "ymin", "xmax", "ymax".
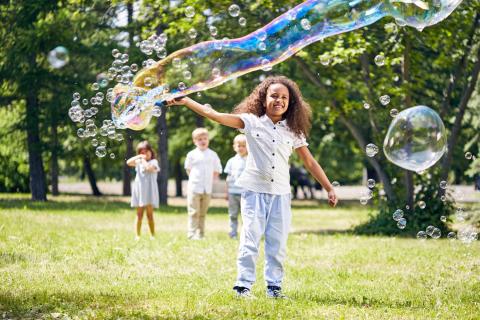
[
  {"xmin": 224, "ymin": 134, "xmax": 248, "ymax": 239},
  {"xmin": 184, "ymin": 128, "xmax": 222, "ymax": 240},
  {"xmin": 126, "ymin": 141, "xmax": 160, "ymax": 240},
  {"xmin": 167, "ymin": 76, "xmax": 337, "ymax": 299}
]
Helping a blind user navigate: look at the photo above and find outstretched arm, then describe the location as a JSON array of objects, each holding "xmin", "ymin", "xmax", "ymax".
[
  {"xmin": 166, "ymin": 97, "xmax": 244, "ymax": 129},
  {"xmin": 296, "ymin": 146, "xmax": 338, "ymax": 207}
]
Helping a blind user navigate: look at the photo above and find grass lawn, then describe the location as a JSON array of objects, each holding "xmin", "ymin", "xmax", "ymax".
[{"xmin": 0, "ymin": 194, "xmax": 479, "ymax": 319}]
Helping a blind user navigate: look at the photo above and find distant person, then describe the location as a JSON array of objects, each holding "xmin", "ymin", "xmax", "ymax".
[
  {"xmin": 475, "ymin": 175, "xmax": 480, "ymax": 191},
  {"xmin": 224, "ymin": 134, "xmax": 248, "ymax": 239},
  {"xmin": 166, "ymin": 75, "xmax": 338, "ymax": 299},
  {"xmin": 126, "ymin": 141, "xmax": 159, "ymax": 240},
  {"xmin": 184, "ymin": 128, "xmax": 222, "ymax": 240}
]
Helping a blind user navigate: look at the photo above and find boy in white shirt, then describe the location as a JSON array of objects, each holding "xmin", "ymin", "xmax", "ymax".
[
  {"xmin": 224, "ymin": 134, "xmax": 248, "ymax": 239},
  {"xmin": 184, "ymin": 128, "xmax": 222, "ymax": 240}
]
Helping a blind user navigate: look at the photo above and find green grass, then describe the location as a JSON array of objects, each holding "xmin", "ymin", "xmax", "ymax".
[{"xmin": 0, "ymin": 195, "xmax": 479, "ymax": 319}]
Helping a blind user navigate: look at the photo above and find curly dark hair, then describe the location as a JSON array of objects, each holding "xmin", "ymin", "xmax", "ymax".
[{"xmin": 232, "ymin": 76, "xmax": 312, "ymax": 137}]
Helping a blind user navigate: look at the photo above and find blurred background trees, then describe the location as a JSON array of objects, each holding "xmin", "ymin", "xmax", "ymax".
[{"xmin": 0, "ymin": 0, "xmax": 478, "ymax": 235}]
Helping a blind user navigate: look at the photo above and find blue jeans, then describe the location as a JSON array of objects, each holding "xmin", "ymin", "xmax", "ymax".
[{"xmin": 235, "ymin": 191, "xmax": 292, "ymax": 289}]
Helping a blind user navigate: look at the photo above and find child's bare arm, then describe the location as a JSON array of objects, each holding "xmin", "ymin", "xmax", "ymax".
[
  {"xmin": 166, "ymin": 97, "xmax": 244, "ymax": 129},
  {"xmin": 296, "ymin": 146, "xmax": 338, "ymax": 207},
  {"xmin": 126, "ymin": 155, "xmax": 146, "ymax": 167}
]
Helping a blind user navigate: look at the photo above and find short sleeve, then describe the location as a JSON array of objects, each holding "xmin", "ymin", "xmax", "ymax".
[
  {"xmin": 224, "ymin": 158, "xmax": 232, "ymax": 174},
  {"xmin": 213, "ymin": 152, "xmax": 222, "ymax": 174},
  {"xmin": 150, "ymin": 159, "xmax": 160, "ymax": 171},
  {"xmin": 184, "ymin": 151, "xmax": 192, "ymax": 169},
  {"xmin": 238, "ymin": 113, "xmax": 257, "ymax": 134},
  {"xmin": 293, "ymin": 133, "xmax": 309, "ymax": 149}
]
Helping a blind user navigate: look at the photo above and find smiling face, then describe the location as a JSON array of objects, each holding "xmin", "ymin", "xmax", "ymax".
[{"xmin": 265, "ymin": 83, "xmax": 289, "ymax": 121}]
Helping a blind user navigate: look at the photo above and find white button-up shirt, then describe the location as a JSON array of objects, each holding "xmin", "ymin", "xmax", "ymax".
[
  {"xmin": 225, "ymin": 154, "xmax": 247, "ymax": 195},
  {"xmin": 235, "ymin": 113, "xmax": 308, "ymax": 195},
  {"xmin": 185, "ymin": 148, "xmax": 222, "ymax": 194}
]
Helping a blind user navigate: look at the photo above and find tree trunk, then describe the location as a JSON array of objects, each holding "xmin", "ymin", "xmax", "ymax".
[
  {"xmin": 157, "ymin": 109, "xmax": 169, "ymax": 205},
  {"xmin": 50, "ymin": 117, "xmax": 59, "ymax": 196},
  {"xmin": 83, "ymin": 156, "xmax": 102, "ymax": 196},
  {"xmin": 122, "ymin": 2, "xmax": 135, "ymax": 197},
  {"xmin": 402, "ymin": 30, "xmax": 414, "ymax": 208},
  {"xmin": 122, "ymin": 130, "xmax": 134, "ymax": 196},
  {"xmin": 175, "ymin": 159, "xmax": 183, "ymax": 197},
  {"xmin": 338, "ymin": 115, "xmax": 395, "ymax": 201},
  {"xmin": 440, "ymin": 45, "xmax": 480, "ymax": 185},
  {"xmin": 25, "ymin": 65, "xmax": 47, "ymax": 201}
]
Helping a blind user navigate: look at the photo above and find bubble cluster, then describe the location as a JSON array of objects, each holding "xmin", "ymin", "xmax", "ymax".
[
  {"xmin": 110, "ymin": 0, "xmax": 463, "ymax": 130},
  {"xmin": 383, "ymin": 106, "xmax": 447, "ymax": 172}
]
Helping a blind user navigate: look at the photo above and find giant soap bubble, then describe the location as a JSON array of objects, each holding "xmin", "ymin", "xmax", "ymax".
[
  {"xmin": 383, "ymin": 106, "xmax": 447, "ymax": 172},
  {"xmin": 112, "ymin": 0, "xmax": 463, "ymax": 130}
]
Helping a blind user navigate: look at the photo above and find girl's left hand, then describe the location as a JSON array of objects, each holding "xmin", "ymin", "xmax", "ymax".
[{"xmin": 327, "ymin": 189, "xmax": 338, "ymax": 207}]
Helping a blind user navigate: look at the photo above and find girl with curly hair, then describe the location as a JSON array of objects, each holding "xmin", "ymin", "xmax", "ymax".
[{"xmin": 167, "ymin": 75, "xmax": 338, "ymax": 299}]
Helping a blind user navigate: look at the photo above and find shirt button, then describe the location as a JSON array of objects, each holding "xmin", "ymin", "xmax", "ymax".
[
  {"xmin": 272, "ymin": 166, "xmax": 275, "ymax": 169},
  {"xmin": 272, "ymin": 153, "xmax": 275, "ymax": 156},
  {"xmin": 273, "ymin": 127, "xmax": 276, "ymax": 130},
  {"xmin": 256, "ymin": 134, "xmax": 259, "ymax": 137},
  {"xmin": 272, "ymin": 140, "xmax": 275, "ymax": 142},
  {"xmin": 271, "ymin": 179, "xmax": 274, "ymax": 182}
]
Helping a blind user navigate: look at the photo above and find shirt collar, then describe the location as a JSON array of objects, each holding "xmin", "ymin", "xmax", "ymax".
[{"xmin": 260, "ymin": 114, "xmax": 287, "ymax": 127}]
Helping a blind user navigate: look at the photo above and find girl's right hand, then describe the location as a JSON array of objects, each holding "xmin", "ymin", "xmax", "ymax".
[{"xmin": 165, "ymin": 96, "xmax": 189, "ymax": 106}]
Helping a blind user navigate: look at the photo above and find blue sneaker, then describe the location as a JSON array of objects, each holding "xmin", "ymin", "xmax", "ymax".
[
  {"xmin": 233, "ymin": 286, "xmax": 255, "ymax": 299},
  {"xmin": 266, "ymin": 286, "xmax": 288, "ymax": 299}
]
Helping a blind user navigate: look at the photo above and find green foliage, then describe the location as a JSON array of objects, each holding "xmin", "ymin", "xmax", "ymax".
[{"xmin": 0, "ymin": 104, "xmax": 29, "ymax": 192}]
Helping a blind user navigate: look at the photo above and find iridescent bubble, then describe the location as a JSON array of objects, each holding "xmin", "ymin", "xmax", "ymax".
[
  {"xmin": 440, "ymin": 195, "xmax": 446, "ymax": 202},
  {"xmin": 416, "ymin": 231, "xmax": 427, "ymax": 240},
  {"xmin": 332, "ymin": 181, "xmax": 340, "ymax": 188},
  {"xmin": 431, "ymin": 228, "xmax": 441, "ymax": 239},
  {"xmin": 363, "ymin": 102, "xmax": 370, "ymax": 110},
  {"xmin": 239, "ymin": 17, "xmax": 247, "ymax": 27},
  {"xmin": 397, "ymin": 218, "xmax": 407, "ymax": 229},
  {"xmin": 82, "ymin": 99, "xmax": 88, "ymax": 105},
  {"xmin": 465, "ymin": 152, "xmax": 472, "ymax": 160},
  {"xmin": 178, "ymin": 82, "xmax": 187, "ymax": 90},
  {"xmin": 111, "ymin": 0, "xmax": 463, "ymax": 130},
  {"xmin": 77, "ymin": 128, "xmax": 85, "ymax": 138},
  {"xmin": 183, "ymin": 70, "xmax": 192, "ymax": 80},
  {"xmin": 48, "ymin": 46, "xmax": 69, "ymax": 68},
  {"xmin": 440, "ymin": 215, "xmax": 447, "ymax": 222},
  {"xmin": 320, "ymin": 55, "xmax": 331, "ymax": 66},
  {"xmin": 257, "ymin": 42, "xmax": 267, "ymax": 51},
  {"xmin": 439, "ymin": 180, "xmax": 447, "ymax": 189},
  {"xmin": 366, "ymin": 143, "xmax": 379, "ymax": 157},
  {"xmin": 418, "ymin": 201, "xmax": 426, "ymax": 209},
  {"xmin": 110, "ymin": 153, "xmax": 116, "ymax": 159},
  {"xmin": 374, "ymin": 54, "xmax": 385, "ymax": 66},
  {"xmin": 447, "ymin": 232, "xmax": 456, "ymax": 240},
  {"xmin": 172, "ymin": 58, "xmax": 182, "ymax": 68},
  {"xmin": 228, "ymin": 4, "xmax": 240, "ymax": 17},
  {"xmin": 209, "ymin": 26, "xmax": 218, "ymax": 37},
  {"xmin": 151, "ymin": 107, "xmax": 162, "ymax": 117},
  {"xmin": 383, "ymin": 106, "xmax": 447, "ymax": 172},
  {"xmin": 112, "ymin": 49, "xmax": 121, "ymax": 58},
  {"xmin": 188, "ymin": 28, "xmax": 198, "ymax": 39},
  {"xmin": 185, "ymin": 6, "xmax": 195, "ymax": 18},
  {"xmin": 390, "ymin": 109, "xmax": 399, "ymax": 117},
  {"xmin": 91, "ymin": 139, "xmax": 99, "ymax": 147},
  {"xmin": 157, "ymin": 48, "xmax": 167, "ymax": 59},
  {"xmin": 359, "ymin": 196, "xmax": 368, "ymax": 205},
  {"xmin": 73, "ymin": 92, "xmax": 81, "ymax": 101},
  {"xmin": 301, "ymin": 18, "xmax": 311, "ymax": 30},
  {"xmin": 367, "ymin": 179, "xmax": 375, "ymax": 188},
  {"xmin": 426, "ymin": 225, "xmax": 435, "ymax": 236},
  {"xmin": 379, "ymin": 95, "xmax": 390, "ymax": 105},
  {"xmin": 91, "ymin": 83, "xmax": 100, "ymax": 91},
  {"xmin": 95, "ymin": 146, "xmax": 107, "ymax": 158},
  {"xmin": 393, "ymin": 209, "xmax": 404, "ymax": 221}
]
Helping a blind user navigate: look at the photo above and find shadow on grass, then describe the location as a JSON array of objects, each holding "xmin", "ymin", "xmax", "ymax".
[
  {"xmin": 0, "ymin": 197, "xmax": 227, "ymax": 215},
  {"xmin": 290, "ymin": 229, "xmax": 353, "ymax": 236}
]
